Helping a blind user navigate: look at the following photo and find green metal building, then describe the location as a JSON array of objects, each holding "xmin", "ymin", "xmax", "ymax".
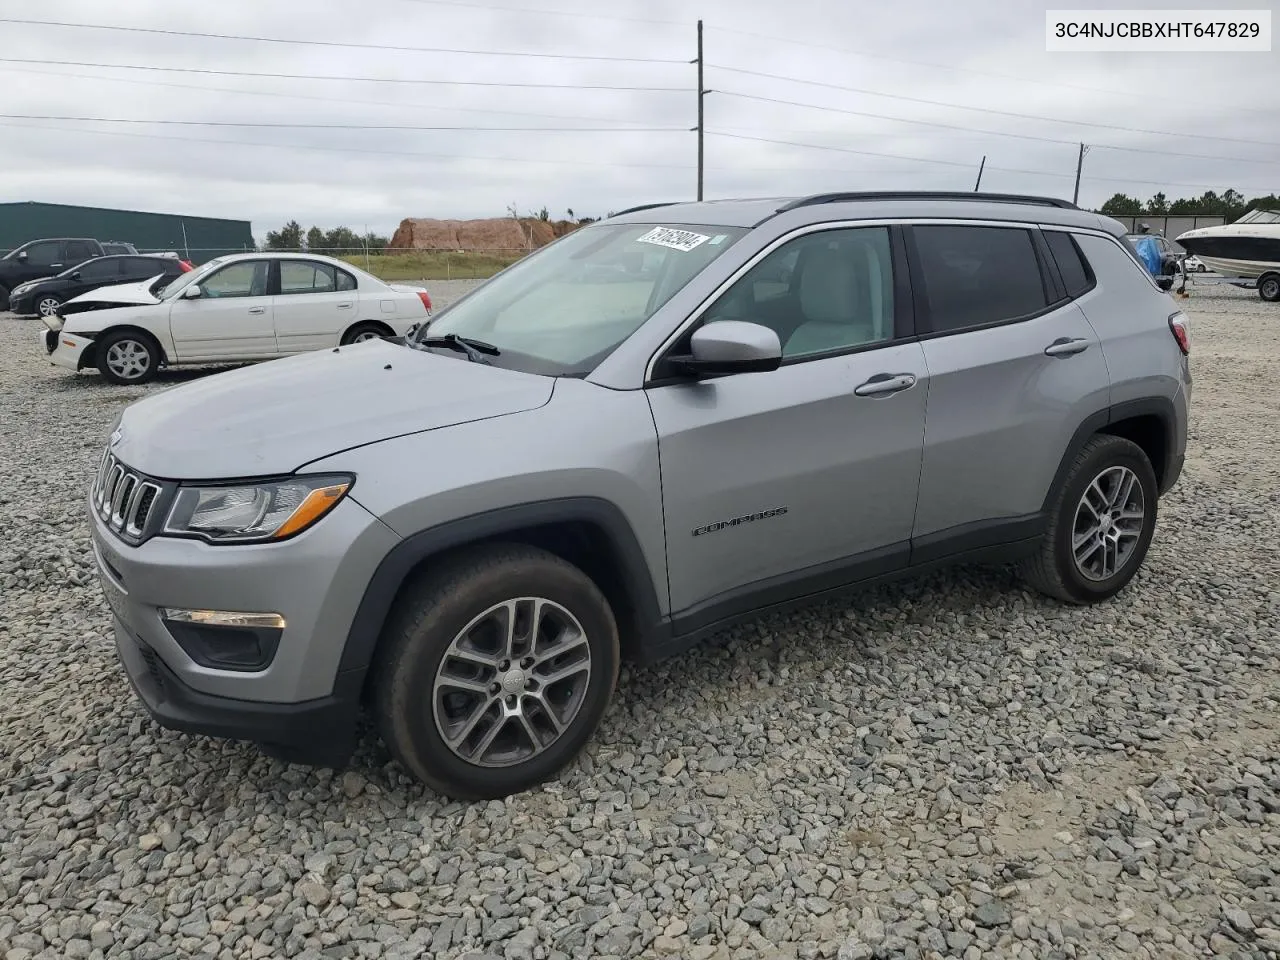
[{"xmin": 0, "ymin": 201, "xmax": 254, "ymax": 264}]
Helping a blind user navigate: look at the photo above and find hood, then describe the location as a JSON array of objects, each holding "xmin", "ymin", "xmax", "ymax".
[
  {"xmin": 65, "ymin": 276, "xmax": 163, "ymax": 308},
  {"xmin": 111, "ymin": 339, "xmax": 556, "ymax": 479}
]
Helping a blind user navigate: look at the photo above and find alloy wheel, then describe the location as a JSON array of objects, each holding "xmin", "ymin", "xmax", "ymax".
[
  {"xmin": 432, "ymin": 597, "xmax": 592, "ymax": 768},
  {"xmin": 1071, "ymin": 465, "xmax": 1145, "ymax": 582},
  {"xmin": 37, "ymin": 297, "xmax": 60, "ymax": 317}
]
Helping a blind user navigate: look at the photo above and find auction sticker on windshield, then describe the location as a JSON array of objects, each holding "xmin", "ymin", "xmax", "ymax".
[{"xmin": 635, "ymin": 227, "xmax": 710, "ymax": 252}]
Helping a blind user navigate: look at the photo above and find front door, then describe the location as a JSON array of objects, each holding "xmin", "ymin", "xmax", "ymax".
[
  {"xmin": 646, "ymin": 225, "xmax": 928, "ymax": 622},
  {"xmin": 272, "ymin": 259, "xmax": 357, "ymax": 353},
  {"xmin": 17, "ymin": 240, "xmax": 65, "ymax": 283},
  {"xmin": 168, "ymin": 259, "xmax": 276, "ymax": 361}
]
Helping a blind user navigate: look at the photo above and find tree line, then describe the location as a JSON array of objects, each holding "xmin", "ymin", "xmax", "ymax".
[
  {"xmin": 1098, "ymin": 190, "xmax": 1280, "ymax": 221},
  {"xmin": 262, "ymin": 221, "xmax": 390, "ymax": 255}
]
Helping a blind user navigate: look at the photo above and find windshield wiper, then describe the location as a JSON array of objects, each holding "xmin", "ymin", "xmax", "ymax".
[{"xmin": 417, "ymin": 333, "xmax": 501, "ymax": 363}]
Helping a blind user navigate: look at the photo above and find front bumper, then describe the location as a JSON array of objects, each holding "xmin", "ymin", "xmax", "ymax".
[
  {"xmin": 44, "ymin": 328, "xmax": 92, "ymax": 371},
  {"xmin": 8, "ymin": 290, "xmax": 36, "ymax": 315},
  {"xmin": 89, "ymin": 487, "xmax": 401, "ymax": 762}
]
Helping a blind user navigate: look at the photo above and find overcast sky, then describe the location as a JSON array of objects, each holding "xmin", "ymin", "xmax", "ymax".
[{"xmin": 2, "ymin": 0, "xmax": 1277, "ymax": 241}]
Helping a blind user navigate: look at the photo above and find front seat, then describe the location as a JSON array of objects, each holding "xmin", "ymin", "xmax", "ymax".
[{"xmin": 784, "ymin": 245, "xmax": 867, "ymax": 357}]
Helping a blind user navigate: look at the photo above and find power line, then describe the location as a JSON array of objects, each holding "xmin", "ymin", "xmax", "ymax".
[
  {"xmin": 710, "ymin": 131, "xmax": 1280, "ymax": 192},
  {"xmin": 392, "ymin": 0, "xmax": 686, "ymax": 26},
  {"xmin": 714, "ymin": 92, "xmax": 1280, "ymax": 167},
  {"xmin": 0, "ymin": 113, "xmax": 689, "ymax": 132},
  {"xmin": 710, "ymin": 25, "xmax": 1273, "ymax": 117},
  {"xmin": 5, "ymin": 66, "xmax": 663, "ymax": 130},
  {"xmin": 709, "ymin": 64, "xmax": 1280, "ymax": 149},
  {"xmin": 0, "ymin": 58, "xmax": 687, "ymax": 91},
  {"xmin": 0, "ymin": 17, "xmax": 685, "ymax": 64}
]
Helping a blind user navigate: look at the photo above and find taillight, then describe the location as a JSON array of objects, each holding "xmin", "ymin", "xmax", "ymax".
[
  {"xmin": 180, "ymin": 260, "xmax": 193, "ymax": 272},
  {"xmin": 1168, "ymin": 311, "xmax": 1190, "ymax": 355},
  {"xmin": 417, "ymin": 290, "xmax": 432, "ymax": 312}
]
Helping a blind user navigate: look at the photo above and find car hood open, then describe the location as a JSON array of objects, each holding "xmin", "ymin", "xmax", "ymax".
[
  {"xmin": 110, "ymin": 339, "xmax": 556, "ymax": 479},
  {"xmin": 64, "ymin": 276, "xmax": 164, "ymax": 309}
]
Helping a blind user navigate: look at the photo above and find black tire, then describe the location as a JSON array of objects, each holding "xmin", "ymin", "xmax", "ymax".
[
  {"xmin": 0, "ymin": 286, "xmax": 10, "ymax": 309},
  {"xmin": 1020, "ymin": 434, "xmax": 1159, "ymax": 605},
  {"xmin": 1258, "ymin": 274, "xmax": 1280, "ymax": 302},
  {"xmin": 95, "ymin": 329, "xmax": 161, "ymax": 385},
  {"xmin": 371, "ymin": 543, "xmax": 620, "ymax": 800},
  {"xmin": 341, "ymin": 321, "xmax": 391, "ymax": 345},
  {"xmin": 35, "ymin": 294, "xmax": 63, "ymax": 318}
]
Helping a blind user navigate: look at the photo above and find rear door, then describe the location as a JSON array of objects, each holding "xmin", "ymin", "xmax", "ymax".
[
  {"xmin": 167, "ymin": 258, "xmax": 276, "ymax": 361},
  {"xmin": 906, "ymin": 222, "xmax": 1111, "ymax": 554},
  {"xmin": 271, "ymin": 259, "xmax": 357, "ymax": 353}
]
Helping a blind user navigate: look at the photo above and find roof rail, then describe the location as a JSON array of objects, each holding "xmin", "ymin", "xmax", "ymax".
[
  {"xmin": 609, "ymin": 202, "xmax": 678, "ymax": 218},
  {"xmin": 777, "ymin": 191, "xmax": 1079, "ymax": 212}
]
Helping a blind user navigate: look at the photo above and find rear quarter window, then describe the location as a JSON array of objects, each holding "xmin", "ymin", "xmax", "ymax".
[{"xmin": 1043, "ymin": 230, "xmax": 1095, "ymax": 299}]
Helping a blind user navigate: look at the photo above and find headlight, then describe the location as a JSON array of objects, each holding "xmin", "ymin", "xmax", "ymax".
[{"xmin": 163, "ymin": 474, "xmax": 353, "ymax": 544}]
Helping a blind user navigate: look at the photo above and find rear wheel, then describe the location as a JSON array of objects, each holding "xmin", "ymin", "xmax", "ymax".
[
  {"xmin": 1020, "ymin": 434, "xmax": 1158, "ymax": 604},
  {"xmin": 1258, "ymin": 274, "xmax": 1280, "ymax": 302},
  {"xmin": 36, "ymin": 294, "xmax": 62, "ymax": 318},
  {"xmin": 96, "ymin": 329, "xmax": 161, "ymax": 385},
  {"xmin": 371, "ymin": 544, "xmax": 620, "ymax": 800},
  {"xmin": 341, "ymin": 322, "xmax": 390, "ymax": 345}
]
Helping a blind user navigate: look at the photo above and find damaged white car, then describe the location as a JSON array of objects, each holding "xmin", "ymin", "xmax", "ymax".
[{"xmin": 40, "ymin": 252, "xmax": 433, "ymax": 384}]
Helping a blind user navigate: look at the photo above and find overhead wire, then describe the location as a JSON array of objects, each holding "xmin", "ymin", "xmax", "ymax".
[{"xmin": 0, "ymin": 114, "xmax": 689, "ymax": 132}]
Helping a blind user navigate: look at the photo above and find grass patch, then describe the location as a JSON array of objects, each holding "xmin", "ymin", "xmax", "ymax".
[{"xmin": 341, "ymin": 251, "xmax": 526, "ymax": 282}]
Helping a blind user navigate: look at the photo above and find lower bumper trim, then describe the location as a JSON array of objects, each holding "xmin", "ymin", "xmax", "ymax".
[{"xmin": 114, "ymin": 620, "xmax": 362, "ymax": 768}]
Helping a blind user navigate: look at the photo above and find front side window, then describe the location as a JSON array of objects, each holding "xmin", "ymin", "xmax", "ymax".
[
  {"xmin": 702, "ymin": 226, "xmax": 896, "ymax": 359},
  {"xmin": 913, "ymin": 225, "xmax": 1049, "ymax": 333},
  {"xmin": 76, "ymin": 258, "xmax": 122, "ymax": 280},
  {"xmin": 417, "ymin": 222, "xmax": 748, "ymax": 376},
  {"xmin": 23, "ymin": 241, "xmax": 63, "ymax": 266},
  {"xmin": 198, "ymin": 260, "xmax": 269, "ymax": 299},
  {"xmin": 279, "ymin": 261, "xmax": 338, "ymax": 295}
]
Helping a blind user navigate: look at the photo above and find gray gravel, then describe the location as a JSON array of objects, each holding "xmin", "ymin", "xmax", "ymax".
[{"xmin": 2, "ymin": 283, "xmax": 1278, "ymax": 960}]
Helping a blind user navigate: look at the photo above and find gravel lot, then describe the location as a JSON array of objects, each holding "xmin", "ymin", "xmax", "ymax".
[{"xmin": 1, "ymin": 283, "xmax": 1277, "ymax": 960}]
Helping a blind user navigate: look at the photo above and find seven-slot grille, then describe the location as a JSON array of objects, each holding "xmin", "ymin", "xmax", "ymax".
[{"xmin": 94, "ymin": 450, "xmax": 162, "ymax": 540}]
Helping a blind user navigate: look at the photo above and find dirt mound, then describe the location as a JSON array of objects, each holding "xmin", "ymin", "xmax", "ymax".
[{"xmin": 389, "ymin": 217, "xmax": 582, "ymax": 252}]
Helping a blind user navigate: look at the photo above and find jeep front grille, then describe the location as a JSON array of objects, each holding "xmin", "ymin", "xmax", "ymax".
[{"xmin": 93, "ymin": 451, "xmax": 163, "ymax": 541}]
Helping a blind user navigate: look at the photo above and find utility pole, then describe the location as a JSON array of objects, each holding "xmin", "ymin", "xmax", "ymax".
[
  {"xmin": 974, "ymin": 156, "xmax": 986, "ymax": 192},
  {"xmin": 1072, "ymin": 143, "xmax": 1091, "ymax": 205},
  {"xmin": 695, "ymin": 19, "xmax": 705, "ymax": 201}
]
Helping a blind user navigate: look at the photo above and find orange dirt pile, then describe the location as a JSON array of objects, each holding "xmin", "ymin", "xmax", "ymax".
[{"xmin": 389, "ymin": 217, "xmax": 583, "ymax": 252}]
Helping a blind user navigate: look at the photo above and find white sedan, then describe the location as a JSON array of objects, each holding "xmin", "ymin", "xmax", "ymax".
[{"xmin": 39, "ymin": 252, "xmax": 433, "ymax": 384}]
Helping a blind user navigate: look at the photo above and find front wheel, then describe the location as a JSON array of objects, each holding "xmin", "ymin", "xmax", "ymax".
[
  {"xmin": 96, "ymin": 329, "xmax": 161, "ymax": 385},
  {"xmin": 1020, "ymin": 434, "xmax": 1158, "ymax": 605},
  {"xmin": 371, "ymin": 544, "xmax": 620, "ymax": 800},
  {"xmin": 36, "ymin": 294, "xmax": 63, "ymax": 318},
  {"xmin": 1258, "ymin": 274, "xmax": 1280, "ymax": 302}
]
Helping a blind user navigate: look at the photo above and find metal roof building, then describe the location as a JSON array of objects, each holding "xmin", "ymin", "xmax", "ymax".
[{"xmin": 0, "ymin": 201, "xmax": 254, "ymax": 264}]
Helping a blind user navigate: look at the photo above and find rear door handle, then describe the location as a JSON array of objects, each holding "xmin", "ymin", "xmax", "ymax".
[
  {"xmin": 854, "ymin": 373, "xmax": 917, "ymax": 397},
  {"xmin": 1044, "ymin": 337, "xmax": 1090, "ymax": 357},
  {"xmin": 248, "ymin": 306, "xmax": 266, "ymax": 315},
  {"xmin": 337, "ymin": 302, "xmax": 353, "ymax": 309}
]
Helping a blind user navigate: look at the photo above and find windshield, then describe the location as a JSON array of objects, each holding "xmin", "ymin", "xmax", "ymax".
[
  {"xmin": 417, "ymin": 222, "xmax": 748, "ymax": 376},
  {"xmin": 158, "ymin": 256, "xmax": 225, "ymax": 300}
]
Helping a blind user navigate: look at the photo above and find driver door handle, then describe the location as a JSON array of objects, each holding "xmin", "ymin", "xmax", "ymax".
[
  {"xmin": 1044, "ymin": 337, "xmax": 1090, "ymax": 357},
  {"xmin": 854, "ymin": 373, "xmax": 917, "ymax": 397}
]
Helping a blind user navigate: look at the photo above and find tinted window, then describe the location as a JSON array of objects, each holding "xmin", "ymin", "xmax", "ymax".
[
  {"xmin": 125, "ymin": 257, "xmax": 169, "ymax": 276},
  {"xmin": 336, "ymin": 268, "xmax": 357, "ymax": 291},
  {"xmin": 199, "ymin": 261, "xmax": 269, "ymax": 298},
  {"xmin": 704, "ymin": 226, "xmax": 895, "ymax": 359},
  {"xmin": 913, "ymin": 225, "xmax": 1048, "ymax": 333},
  {"xmin": 279, "ymin": 261, "xmax": 337, "ymax": 295},
  {"xmin": 65, "ymin": 241, "xmax": 96, "ymax": 261},
  {"xmin": 1043, "ymin": 231, "xmax": 1093, "ymax": 299},
  {"xmin": 103, "ymin": 243, "xmax": 131, "ymax": 255},
  {"xmin": 77, "ymin": 258, "xmax": 121, "ymax": 280},
  {"xmin": 23, "ymin": 241, "xmax": 62, "ymax": 266}
]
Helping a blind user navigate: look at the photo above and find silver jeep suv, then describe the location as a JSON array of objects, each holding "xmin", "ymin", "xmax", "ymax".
[{"xmin": 90, "ymin": 192, "xmax": 1191, "ymax": 800}]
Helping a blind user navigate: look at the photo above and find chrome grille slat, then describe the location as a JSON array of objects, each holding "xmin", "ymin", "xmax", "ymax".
[{"xmin": 92, "ymin": 450, "xmax": 162, "ymax": 543}]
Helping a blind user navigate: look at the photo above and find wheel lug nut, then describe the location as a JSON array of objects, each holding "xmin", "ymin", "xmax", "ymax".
[{"xmin": 498, "ymin": 660, "xmax": 510, "ymax": 670}]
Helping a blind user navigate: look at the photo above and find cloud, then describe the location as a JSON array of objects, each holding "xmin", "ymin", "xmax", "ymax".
[{"xmin": 1, "ymin": 0, "xmax": 1275, "ymax": 239}]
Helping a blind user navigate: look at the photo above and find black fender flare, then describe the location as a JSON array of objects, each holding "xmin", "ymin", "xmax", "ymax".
[
  {"xmin": 335, "ymin": 496, "xmax": 669, "ymax": 685},
  {"xmin": 1042, "ymin": 396, "xmax": 1181, "ymax": 513}
]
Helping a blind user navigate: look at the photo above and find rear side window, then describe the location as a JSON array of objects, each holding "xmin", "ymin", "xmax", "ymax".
[
  {"xmin": 1043, "ymin": 231, "xmax": 1094, "ymax": 298},
  {"xmin": 912, "ymin": 225, "xmax": 1048, "ymax": 333},
  {"xmin": 65, "ymin": 240, "xmax": 96, "ymax": 261}
]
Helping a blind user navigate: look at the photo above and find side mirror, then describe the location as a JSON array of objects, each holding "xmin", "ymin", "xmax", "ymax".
[
  {"xmin": 673, "ymin": 321, "xmax": 782, "ymax": 377},
  {"xmin": 181, "ymin": 284, "xmax": 202, "ymax": 299},
  {"xmin": 17, "ymin": 251, "xmax": 27, "ymax": 261},
  {"xmin": 72, "ymin": 271, "xmax": 82, "ymax": 280}
]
